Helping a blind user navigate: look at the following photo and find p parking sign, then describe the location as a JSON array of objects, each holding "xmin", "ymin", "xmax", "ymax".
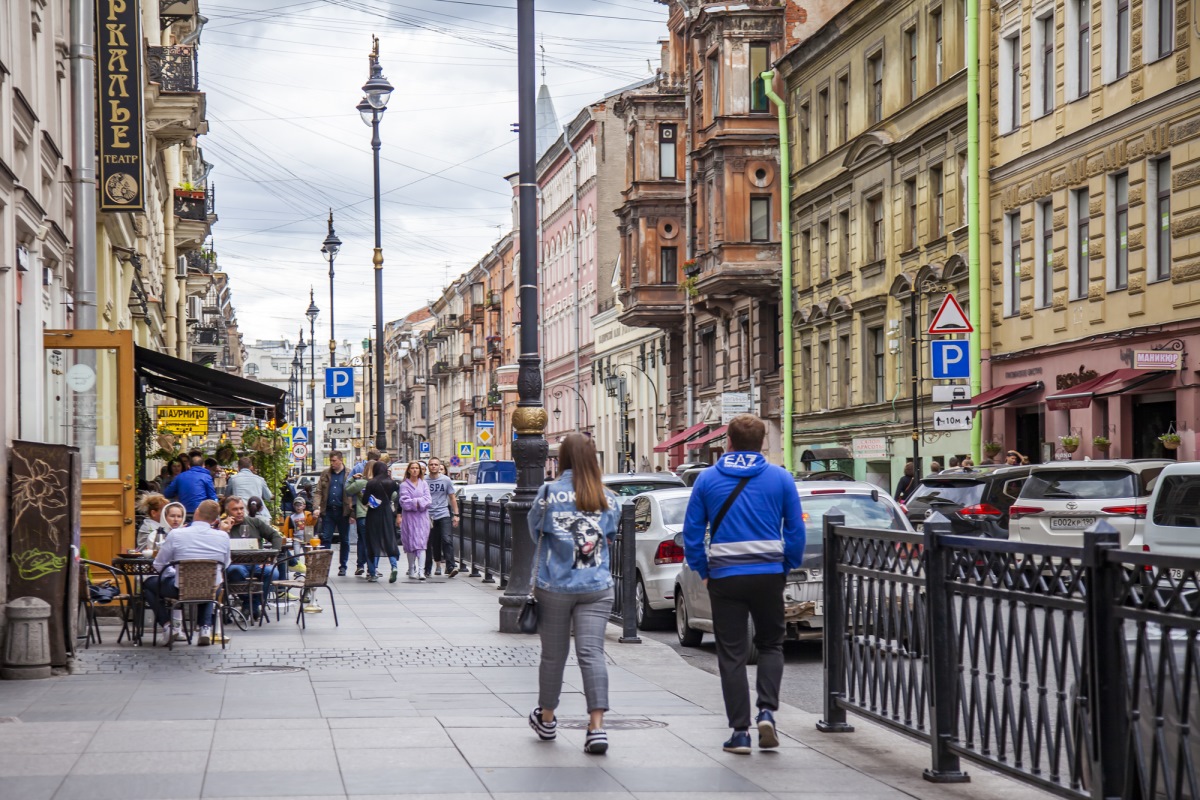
[{"xmin": 325, "ymin": 367, "xmax": 354, "ymax": 398}]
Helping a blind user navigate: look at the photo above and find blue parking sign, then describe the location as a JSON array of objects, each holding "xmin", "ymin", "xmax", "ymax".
[
  {"xmin": 419, "ymin": 441, "xmax": 431, "ymax": 455},
  {"xmin": 325, "ymin": 367, "xmax": 354, "ymax": 398},
  {"xmin": 931, "ymin": 340, "xmax": 971, "ymax": 380}
]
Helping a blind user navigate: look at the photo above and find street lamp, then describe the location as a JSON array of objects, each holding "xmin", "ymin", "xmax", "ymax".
[
  {"xmin": 359, "ymin": 35, "xmax": 392, "ymax": 452},
  {"xmin": 603, "ymin": 373, "xmax": 631, "ymax": 473},
  {"xmin": 362, "ymin": 337, "xmax": 372, "ymax": 456},
  {"xmin": 296, "ymin": 332, "xmax": 307, "ymax": 444},
  {"xmin": 306, "ymin": 288, "xmax": 320, "ymax": 471},
  {"xmin": 321, "ymin": 209, "xmax": 341, "ymax": 365}
]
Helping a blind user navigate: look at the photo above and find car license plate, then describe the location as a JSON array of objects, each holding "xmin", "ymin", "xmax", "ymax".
[
  {"xmin": 1170, "ymin": 568, "xmax": 1186, "ymax": 581},
  {"xmin": 1050, "ymin": 517, "xmax": 1096, "ymax": 530}
]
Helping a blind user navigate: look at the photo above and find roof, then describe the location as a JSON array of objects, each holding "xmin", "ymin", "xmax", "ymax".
[{"xmin": 404, "ymin": 306, "xmax": 434, "ymax": 324}]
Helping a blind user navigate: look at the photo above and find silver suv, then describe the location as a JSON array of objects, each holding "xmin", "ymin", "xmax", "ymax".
[{"xmin": 1009, "ymin": 459, "xmax": 1172, "ymax": 548}]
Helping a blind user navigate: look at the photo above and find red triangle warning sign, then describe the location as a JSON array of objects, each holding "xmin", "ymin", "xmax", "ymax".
[{"xmin": 928, "ymin": 294, "xmax": 973, "ymax": 335}]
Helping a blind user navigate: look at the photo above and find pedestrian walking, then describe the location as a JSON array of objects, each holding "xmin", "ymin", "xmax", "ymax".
[
  {"xmin": 345, "ymin": 462, "xmax": 373, "ymax": 577},
  {"xmin": 424, "ymin": 457, "xmax": 460, "ymax": 577},
  {"xmin": 398, "ymin": 461, "xmax": 431, "ymax": 580},
  {"xmin": 893, "ymin": 462, "xmax": 916, "ymax": 501},
  {"xmin": 362, "ymin": 461, "xmax": 401, "ymax": 583},
  {"xmin": 163, "ymin": 455, "xmax": 218, "ymax": 517},
  {"xmin": 682, "ymin": 414, "xmax": 805, "ymax": 754},
  {"xmin": 527, "ymin": 433, "xmax": 620, "ymax": 755},
  {"xmin": 313, "ymin": 450, "xmax": 353, "ymax": 576}
]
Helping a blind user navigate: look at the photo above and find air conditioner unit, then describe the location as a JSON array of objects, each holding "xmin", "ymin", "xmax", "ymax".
[
  {"xmin": 177, "ymin": 255, "xmax": 188, "ymax": 279},
  {"xmin": 187, "ymin": 296, "xmax": 202, "ymax": 320}
]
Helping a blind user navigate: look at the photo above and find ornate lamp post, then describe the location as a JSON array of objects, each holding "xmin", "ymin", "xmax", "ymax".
[
  {"xmin": 321, "ymin": 209, "xmax": 342, "ymax": 368},
  {"xmin": 362, "ymin": 337, "xmax": 373, "ymax": 455},
  {"xmin": 296, "ymin": 332, "xmax": 307, "ymax": 448},
  {"xmin": 604, "ymin": 373, "xmax": 630, "ymax": 473},
  {"xmin": 306, "ymin": 289, "xmax": 320, "ymax": 471}
]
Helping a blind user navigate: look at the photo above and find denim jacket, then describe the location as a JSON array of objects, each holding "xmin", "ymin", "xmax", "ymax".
[{"xmin": 528, "ymin": 470, "xmax": 620, "ymax": 594}]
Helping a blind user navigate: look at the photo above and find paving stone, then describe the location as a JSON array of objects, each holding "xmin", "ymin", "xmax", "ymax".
[{"xmin": 473, "ymin": 766, "xmax": 627, "ymax": 794}]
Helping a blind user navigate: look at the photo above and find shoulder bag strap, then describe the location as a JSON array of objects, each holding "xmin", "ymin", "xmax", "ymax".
[{"xmin": 710, "ymin": 476, "xmax": 752, "ymax": 537}]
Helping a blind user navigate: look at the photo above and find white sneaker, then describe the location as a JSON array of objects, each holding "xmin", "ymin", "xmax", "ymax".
[
  {"xmin": 171, "ymin": 626, "xmax": 186, "ymax": 642},
  {"xmin": 197, "ymin": 625, "xmax": 212, "ymax": 646},
  {"xmin": 418, "ymin": 573, "xmax": 427, "ymax": 582},
  {"xmin": 159, "ymin": 624, "xmax": 174, "ymax": 645}
]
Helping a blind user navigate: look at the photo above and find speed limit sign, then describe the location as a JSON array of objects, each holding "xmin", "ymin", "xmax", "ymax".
[{"xmin": 292, "ymin": 443, "xmax": 308, "ymax": 461}]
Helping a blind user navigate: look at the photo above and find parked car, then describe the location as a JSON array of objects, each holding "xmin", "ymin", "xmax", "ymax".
[
  {"xmin": 464, "ymin": 460, "xmax": 517, "ymax": 484},
  {"xmin": 1138, "ymin": 462, "xmax": 1200, "ymax": 558},
  {"xmin": 674, "ymin": 480, "xmax": 913, "ymax": 658},
  {"xmin": 456, "ymin": 483, "xmax": 518, "ymax": 504},
  {"xmin": 1009, "ymin": 459, "xmax": 1172, "ymax": 548},
  {"xmin": 680, "ymin": 466, "xmax": 709, "ymax": 486},
  {"xmin": 905, "ymin": 465, "xmax": 1033, "ymax": 538},
  {"xmin": 672, "ymin": 462, "xmax": 709, "ymax": 477},
  {"xmin": 602, "ymin": 473, "xmax": 685, "ymax": 504},
  {"xmin": 629, "ymin": 488, "xmax": 692, "ymax": 629}
]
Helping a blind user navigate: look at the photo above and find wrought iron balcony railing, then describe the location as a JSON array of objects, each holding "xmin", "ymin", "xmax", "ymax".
[{"xmin": 147, "ymin": 45, "xmax": 199, "ymax": 93}]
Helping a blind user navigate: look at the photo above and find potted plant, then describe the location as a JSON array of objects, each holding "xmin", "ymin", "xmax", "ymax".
[
  {"xmin": 1160, "ymin": 432, "xmax": 1182, "ymax": 450},
  {"xmin": 1092, "ymin": 435, "xmax": 1111, "ymax": 452},
  {"xmin": 1060, "ymin": 434, "xmax": 1080, "ymax": 454},
  {"xmin": 983, "ymin": 441, "xmax": 1002, "ymax": 458},
  {"xmin": 678, "ymin": 275, "xmax": 699, "ymax": 299},
  {"xmin": 682, "ymin": 258, "xmax": 699, "ymax": 276},
  {"xmin": 175, "ymin": 181, "xmax": 204, "ymax": 200}
]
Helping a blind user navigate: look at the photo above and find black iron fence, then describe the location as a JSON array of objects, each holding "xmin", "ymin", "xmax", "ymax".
[
  {"xmin": 457, "ymin": 495, "xmax": 639, "ymax": 642},
  {"xmin": 147, "ymin": 44, "xmax": 199, "ymax": 93},
  {"xmin": 821, "ymin": 513, "xmax": 1200, "ymax": 800}
]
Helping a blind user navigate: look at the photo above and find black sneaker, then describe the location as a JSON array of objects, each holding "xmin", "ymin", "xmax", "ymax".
[
  {"xmin": 354, "ymin": 567, "xmax": 364, "ymax": 576},
  {"xmin": 756, "ymin": 709, "xmax": 779, "ymax": 749},
  {"xmin": 337, "ymin": 567, "xmax": 347, "ymax": 577},
  {"xmin": 528, "ymin": 707, "xmax": 557, "ymax": 741},
  {"xmin": 447, "ymin": 566, "xmax": 460, "ymax": 578},
  {"xmin": 584, "ymin": 729, "xmax": 609, "ymax": 755}
]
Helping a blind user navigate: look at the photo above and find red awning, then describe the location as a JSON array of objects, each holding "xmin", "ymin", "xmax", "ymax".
[
  {"xmin": 953, "ymin": 381, "xmax": 1043, "ymax": 412},
  {"xmin": 1045, "ymin": 369, "xmax": 1172, "ymax": 411},
  {"xmin": 653, "ymin": 423, "xmax": 709, "ymax": 453},
  {"xmin": 686, "ymin": 425, "xmax": 729, "ymax": 451}
]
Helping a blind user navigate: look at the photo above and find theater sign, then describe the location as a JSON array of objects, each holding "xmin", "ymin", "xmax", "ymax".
[{"xmin": 97, "ymin": 0, "xmax": 145, "ymax": 212}]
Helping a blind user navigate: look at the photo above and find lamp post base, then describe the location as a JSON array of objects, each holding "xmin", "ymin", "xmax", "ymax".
[{"xmin": 498, "ymin": 595, "xmax": 531, "ymax": 634}]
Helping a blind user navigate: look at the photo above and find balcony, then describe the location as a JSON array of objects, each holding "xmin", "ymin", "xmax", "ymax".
[
  {"xmin": 487, "ymin": 339, "xmax": 502, "ymax": 360},
  {"xmin": 145, "ymin": 44, "xmax": 207, "ymax": 147},
  {"xmin": 693, "ymin": 250, "xmax": 782, "ymax": 300},
  {"xmin": 458, "ymin": 398, "xmax": 475, "ymax": 417},
  {"xmin": 486, "ymin": 290, "xmax": 502, "ymax": 311},
  {"xmin": 432, "ymin": 360, "xmax": 450, "ymax": 377},
  {"xmin": 458, "ymin": 353, "xmax": 473, "ymax": 370},
  {"xmin": 173, "ymin": 185, "xmax": 216, "ymax": 249},
  {"xmin": 466, "ymin": 303, "xmax": 485, "ymax": 325},
  {"xmin": 472, "ymin": 395, "xmax": 487, "ymax": 415},
  {"xmin": 617, "ymin": 283, "xmax": 686, "ymax": 328}
]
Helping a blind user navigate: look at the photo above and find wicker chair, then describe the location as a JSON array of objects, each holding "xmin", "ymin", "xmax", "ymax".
[
  {"xmin": 272, "ymin": 548, "xmax": 337, "ymax": 628},
  {"xmin": 78, "ymin": 559, "xmax": 134, "ymax": 647},
  {"xmin": 225, "ymin": 550, "xmax": 277, "ymax": 627},
  {"xmin": 165, "ymin": 560, "xmax": 228, "ymax": 650}
]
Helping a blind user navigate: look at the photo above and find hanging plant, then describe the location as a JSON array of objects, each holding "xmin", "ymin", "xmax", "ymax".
[
  {"xmin": 1060, "ymin": 435, "xmax": 1080, "ymax": 453},
  {"xmin": 135, "ymin": 402, "xmax": 154, "ymax": 482},
  {"xmin": 678, "ymin": 275, "xmax": 699, "ymax": 299},
  {"xmin": 241, "ymin": 425, "xmax": 289, "ymax": 516},
  {"xmin": 682, "ymin": 258, "xmax": 699, "ymax": 276},
  {"xmin": 983, "ymin": 441, "xmax": 1003, "ymax": 456},
  {"xmin": 215, "ymin": 443, "xmax": 238, "ymax": 465},
  {"xmin": 1093, "ymin": 436, "xmax": 1111, "ymax": 451},
  {"xmin": 1160, "ymin": 432, "xmax": 1182, "ymax": 450}
]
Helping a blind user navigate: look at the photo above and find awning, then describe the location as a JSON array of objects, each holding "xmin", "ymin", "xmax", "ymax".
[
  {"xmin": 686, "ymin": 425, "xmax": 728, "ymax": 451},
  {"xmin": 801, "ymin": 447, "xmax": 852, "ymax": 463},
  {"xmin": 953, "ymin": 381, "xmax": 1043, "ymax": 412},
  {"xmin": 136, "ymin": 345, "xmax": 287, "ymax": 422},
  {"xmin": 654, "ymin": 422, "xmax": 708, "ymax": 453},
  {"xmin": 1045, "ymin": 369, "xmax": 1172, "ymax": 411}
]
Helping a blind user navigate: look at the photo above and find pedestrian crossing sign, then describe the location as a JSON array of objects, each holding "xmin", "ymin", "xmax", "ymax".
[
  {"xmin": 292, "ymin": 426, "xmax": 309, "ymax": 444},
  {"xmin": 457, "ymin": 442, "xmax": 473, "ymax": 459},
  {"xmin": 477, "ymin": 447, "xmax": 493, "ymax": 461}
]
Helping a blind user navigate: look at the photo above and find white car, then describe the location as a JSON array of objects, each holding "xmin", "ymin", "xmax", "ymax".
[
  {"xmin": 1140, "ymin": 462, "xmax": 1200, "ymax": 558},
  {"xmin": 629, "ymin": 488, "xmax": 692, "ymax": 630},
  {"xmin": 674, "ymin": 480, "xmax": 913, "ymax": 656}
]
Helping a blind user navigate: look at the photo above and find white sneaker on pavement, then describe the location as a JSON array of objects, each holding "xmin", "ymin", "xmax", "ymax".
[{"xmin": 197, "ymin": 625, "xmax": 212, "ymax": 646}]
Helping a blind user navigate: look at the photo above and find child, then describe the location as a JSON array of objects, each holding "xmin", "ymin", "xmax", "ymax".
[{"xmin": 284, "ymin": 496, "xmax": 315, "ymax": 539}]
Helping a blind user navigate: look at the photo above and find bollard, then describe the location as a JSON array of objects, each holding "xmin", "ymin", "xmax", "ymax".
[
  {"xmin": 2, "ymin": 597, "xmax": 53, "ymax": 680},
  {"xmin": 618, "ymin": 503, "xmax": 640, "ymax": 643}
]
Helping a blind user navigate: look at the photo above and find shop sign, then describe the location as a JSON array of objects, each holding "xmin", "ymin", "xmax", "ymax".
[
  {"xmin": 157, "ymin": 405, "xmax": 208, "ymax": 435},
  {"xmin": 1133, "ymin": 350, "xmax": 1182, "ymax": 371},
  {"xmin": 720, "ymin": 391, "xmax": 752, "ymax": 423},
  {"xmin": 96, "ymin": 0, "xmax": 145, "ymax": 212},
  {"xmin": 851, "ymin": 437, "xmax": 890, "ymax": 459}
]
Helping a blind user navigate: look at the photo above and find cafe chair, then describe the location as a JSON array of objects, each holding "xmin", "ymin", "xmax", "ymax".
[
  {"xmin": 225, "ymin": 550, "xmax": 276, "ymax": 627},
  {"xmin": 166, "ymin": 560, "xmax": 228, "ymax": 650},
  {"xmin": 78, "ymin": 559, "xmax": 134, "ymax": 647},
  {"xmin": 272, "ymin": 548, "xmax": 338, "ymax": 628}
]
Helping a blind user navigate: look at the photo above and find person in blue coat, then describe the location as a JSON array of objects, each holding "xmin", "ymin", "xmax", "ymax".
[
  {"xmin": 163, "ymin": 455, "xmax": 218, "ymax": 516},
  {"xmin": 682, "ymin": 414, "xmax": 805, "ymax": 755}
]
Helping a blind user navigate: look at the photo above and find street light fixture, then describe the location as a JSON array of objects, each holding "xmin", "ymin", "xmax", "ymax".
[
  {"xmin": 296, "ymin": 331, "xmax": 307, "ymax": 446},
  {"xmin": 306, "ymin": 288, "xmax": 320, "ymax": 471},
  {"xmin": 321, "ymin": 209, "xmax": 341, "ymax": 359}
]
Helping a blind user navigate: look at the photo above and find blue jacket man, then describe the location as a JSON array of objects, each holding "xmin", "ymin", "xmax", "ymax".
[
  {"xmin": 681, "ymin": 414, "xmax": 804, "ymax": 755},
  {"xmin": 163, "ymin": 459, "xmax": 218, "ymax": 514}
]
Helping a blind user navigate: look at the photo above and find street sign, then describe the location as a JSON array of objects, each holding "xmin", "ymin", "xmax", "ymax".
[
  {"xmin": 933, "ymin": 410, "xmax": 974, "ymax": 431},
  {"xmin": 476, "ymin": 420, "xmax": 495, "ymax": 445},
  {"xmin": 932, "ymin": 385, "xmax": 971, "ymax": 404},
  {"xmin": 928, "ymin": 294, "xmax": 973, "ymax": 334},
  {"xmin": 720, "ymin": 392, "xmax": 752, "ymax": 424},
  {"xmin": 325, "ymin": 367, "xmax": 354, "ymax": 398},
  {"xmin": 156, "ymin": 406, "xmax": 208, "ymax": 436},
  {"xmin": 291, "ymin": 426, "xmax": 308, "ymax": 444},
  {"xmin": 457, "ymin": 442, "xmax": 474, "ymax": 459},
  {"xmin": 419, "ymin": 441, "xmax": 431, "ymax": 456},
  {"xmin": 931, "ymin": 340, "xmax": 971, "ymax": 379},
  {"xmin": 324, "ymin": 401, "xmax": 352, "ymax": 419},
  {"xmin": 326, "ymin": 422, "xmax": 355, "ymax": 439},
  {"xmin": 292, "ymin": 443, "xmax": 308, "ymax": 460},
  {"xmin": 477, "ymin": 447, "xmax": 493, "ymax": 461},
  {"xmin": 449, "ymin": 456, "xmax": 461, "ymax": 467}
]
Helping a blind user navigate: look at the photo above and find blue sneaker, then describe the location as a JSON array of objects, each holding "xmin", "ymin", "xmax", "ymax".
[
  {"xmin": 722, "ymin": 730, "xmax": 752, "ymax": 754},
  {"xmin": 756, "ymin": 709, "xmax": 779, "ymax": 749}
]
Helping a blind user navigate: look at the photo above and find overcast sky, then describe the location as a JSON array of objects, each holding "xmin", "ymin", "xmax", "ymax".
[{"xmin": 201, "ymin": 0, "xmax": 668, "ymax": 349}]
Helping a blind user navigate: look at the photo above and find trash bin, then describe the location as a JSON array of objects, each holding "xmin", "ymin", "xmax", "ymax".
[{"xmin": 1, "ymin": 597, "xmax": 53, "ymax": 680}]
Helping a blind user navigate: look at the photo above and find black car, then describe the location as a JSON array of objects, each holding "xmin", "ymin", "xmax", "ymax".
[{"xmin": 904, "ymin": 465, "xmax": 1032, "ymax": 538}]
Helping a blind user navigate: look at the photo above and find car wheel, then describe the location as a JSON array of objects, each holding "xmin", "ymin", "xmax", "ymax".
[
  {"xmin": 746, "ymin": 614, "xmax": 759, "ymax": 665},
  {"xmin": 636, "ymin": 576, "xmax": 671, "ymax": 631},
  {"xmin": 676, "ymin": 588, "xmax": 703, "ymax": 647}
]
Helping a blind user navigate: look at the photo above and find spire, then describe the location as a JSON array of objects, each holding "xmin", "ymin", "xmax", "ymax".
[{"xmin": 535, "ymin": 82, "xmax": 559, "ymax": 159}]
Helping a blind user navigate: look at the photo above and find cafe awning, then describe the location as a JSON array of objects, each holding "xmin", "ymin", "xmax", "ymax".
[
  {"xmin": 135, "ymin": 345, "xmax": 287, "ymax": 422},
  {"xmin": 686, "ymin": 424, "xmax": 728, "ymax": 451},
  {"xmin": 1045, "ymin": 369, "xmax": 1172, "ymax": 411},
  {"xmin": 653, "ymin": 422, "xmax": 709, "ymax": 453},
  {"xmin": 953, "ymin": 381, "xmax": 1043, "ymax": 412}
]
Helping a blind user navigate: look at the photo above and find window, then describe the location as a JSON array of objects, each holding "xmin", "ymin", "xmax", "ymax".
[
  {"xmin": 660, "ymin": 247, "xmax": 678, "ymax": 285},
  {"xmin": 1067, "ymin": 0, "xmax": 1091, "ymax": 100},
  {"xmin": 866, "ymin": 195, "xmax": 884, "ymax": 262},
  {"xmin": 1034, "ymin": 12, "xmax": 1055, "ymax": 117},
  {"xmin": 1036, "ymin": 199, "xmax": 1054, "ymax": 308},
  {"xmin": 867, "ymin": 53, "xmax": 884, "ymax": 124},
  {"xmin": 1000, "ymin": 32, "xmax": 1021, "ymax": 133},
  {"xmin": 961, "ymin": 0, "xmax": 969, "ymax": 69},
  {"xmin": 659, "ymin": 124, "xmax": 677, "ymax": 179},
  {"xmin": 707, "ymin": 55, "xmax": 721, "ymax": 119},
  {"xmin": 1115, "ymin": 0, "xmax": 1130, "ymax": 77},
  {"xmin": 798, "ymin": 102, "xmax": 810, "ymax": 165},
  {"xmin": 1070, "ymin": 188, "xmax": 1090, "ymax": 299},
  {"xmin": 750, "ymin": 197, "xmax": 770, "ymax": 242},
  {"xmin": 930, "ymin": 165, "xmax": 944, "ymax": 238},
  {"xmin": 750, "ymin": 43, "xmax": 770, "ymax": 112},
  {"xmin": 1102, "ymin": 0, "xmax": 1129, "ymax": 83},
  {"xmin": 819, "ymin": 340, "xmax": 830, "ymax": 408},
  {"xmin": 420, "ymin": 396, "xmax": 427, "ymax": 419},
  {"xmin": 839, "ymin": 333, "xmax": 852, "ymax": 407},
  {"xmin": 818, "ymin": 88, "xmax": 830, "ymax": 155},
  {"xmin": 740, "ymin": 315, "xmax": 751, "ymax": 381},
  {"xmin": 801, "ymin": 344, "xmax": 812, "ymax": 411},
  {"xmin": 867, "ymin": 325, "xmax": 885, "ymax": 403},
  {"xmin": 1151, "ymin": 158, "xmax": 1172, "ymax": 282},
  {"xmin": 1146, "ymin": 0, "xmax": 1175, "ymax": 62},
  {"xmin": 906, "ymin": 28, "xmax": 919, "ymax": 102},
  {"xmin": 765, "ymin": 302, "xmax": 782, "ymax": 372},
  {"xmin": 838, "ymin": 210, "xmax": 851, "ymax": 272},
  {"xmin": 932, "ymin": 9, "xmax": 944, "ymax": 84},
  {"xmin": 1109, "ymin": 172, "xmax": 1128, "ymax": 290},
  {"xmin": 800, "ymin": 228, "xmax": 812, "ymax": 288},
  {"xmin": 904, "ymin": 178, "xmax": 918, "ymax": 250},
  {"xmin": 820, "ymin": 219, "xmax": 831, "ymax": 280},
  {"xmin": 700, "ymin": 328, "xmax": 716, "ymax": 386},
  {"xmin": 837, "ymin": 74, "xmax": 849, "ymax": 144},
  {"xmin": 1005, "ymin": 212, "xmax": 1021, "ymax": 316}
]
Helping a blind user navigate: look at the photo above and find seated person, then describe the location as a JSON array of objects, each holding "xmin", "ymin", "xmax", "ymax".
[
  {"xmin": 144, "ymin": 499, "xmax": 230, "ymax": 646},
  {"xmin": 137, "ymin": 493, "xmax": 168, "ymax": 550},
  {"xmin": 220, "ymin": 496, "xmax": 284, "ymax": 619}
]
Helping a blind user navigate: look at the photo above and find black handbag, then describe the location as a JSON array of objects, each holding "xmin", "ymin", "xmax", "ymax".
[{"xmin": 518, "ymin": 531, "xmax": 544, "ymax": 634}]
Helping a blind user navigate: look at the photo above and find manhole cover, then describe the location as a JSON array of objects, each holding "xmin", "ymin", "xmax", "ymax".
[
  {"xmin": 556, "ymin": 719, "xmax": 667, "ymax": 730},
  {"xmin": 207, "ymin": 665, "xmax": 305, "ymax": 675}
]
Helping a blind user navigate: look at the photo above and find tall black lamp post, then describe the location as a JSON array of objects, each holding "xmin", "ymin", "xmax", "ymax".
[
  {"xmin": 499, "ymin": 0, "xmax": 547, "ymax": 633},
  {"xmin": 321, "ymin": 210, "xmax": 342, "ymax": 369},
  {"xmin": 604, "ymin": 373, "xmax": 630, "ymax": 473},
  {"xmin": 362, "ymin": 337, "xmax": 373, "ymax": 454},
  {"xmin": 306, "ymin": 289, "xmax": 320, "ymax": 471},
  {"xmin": 296, "ymin": 333, "xmax": 307, "ymax": 453},
  {"xmin": 358, "ymin": 36, "xmax": 393, "ymax": 452}
]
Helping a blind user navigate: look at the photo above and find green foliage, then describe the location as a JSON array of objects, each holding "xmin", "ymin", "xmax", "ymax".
[
  {"xmin": 241, "ymin": 426, "xmax": 289, "ymax": 517},
  {"xmin": 678, "ymin": 275, "xmax": 699, "ymax": 299},
  {"xmin": 135, "ymin": 402, "xmax": 154, "ymax": 482}
]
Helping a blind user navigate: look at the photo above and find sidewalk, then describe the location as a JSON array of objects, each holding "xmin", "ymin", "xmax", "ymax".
[{"xmin": 0, "ymin": 569, "xmax": 1045, "ymax": 800}]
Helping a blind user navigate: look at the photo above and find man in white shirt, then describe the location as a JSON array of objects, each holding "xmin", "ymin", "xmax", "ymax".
[{"xmin": 144, "ymin": 499, "xmax": 231, "ymax": 646}]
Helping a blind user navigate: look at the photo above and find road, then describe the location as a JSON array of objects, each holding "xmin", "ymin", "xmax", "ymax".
[{"xmin": 638, "ymin": 626, "xmax": 828, "ymax": 713}]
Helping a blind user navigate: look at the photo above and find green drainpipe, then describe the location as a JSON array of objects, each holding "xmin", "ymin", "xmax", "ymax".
[
  {"xmin": 967, "ymin": 1, "xmax": 982, "ymax": 462},
  {"xmin": 762, "ymin": 70, "xmax": 793, "ymax": 472}
]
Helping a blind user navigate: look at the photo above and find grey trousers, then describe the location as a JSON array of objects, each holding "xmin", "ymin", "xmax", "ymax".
[{"xmin": 534, "ymin": 586, "xmax": 614, "ymax": 714}]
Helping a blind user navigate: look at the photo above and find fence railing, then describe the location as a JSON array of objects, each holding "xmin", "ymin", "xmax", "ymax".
[
  {"xmin": 821, "ymin": 512, "xmax": 1200, "ymax": 800},
  {"xmin": 457, "ymin": 495, "xmax": 639, "ymax": 642}
]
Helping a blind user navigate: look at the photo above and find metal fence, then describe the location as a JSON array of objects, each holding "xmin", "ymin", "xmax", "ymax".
[{"xmin": 821, "ymin": 513, "xmax": 1200, "ymax": 800}]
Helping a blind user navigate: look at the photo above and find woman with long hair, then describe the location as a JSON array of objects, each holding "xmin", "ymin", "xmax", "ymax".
[
  {"xmin": 363, "ymin": 461, "xmax": 402, "ymax": 583},
  {"xmin": 398, "ymin": 461, "xmax": 431, "ymax": 580},
  {"xmin": 527, "ymin": 433, "xmax": 620, "ymax": 755}
]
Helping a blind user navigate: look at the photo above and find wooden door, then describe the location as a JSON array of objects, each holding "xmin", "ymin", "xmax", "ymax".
[{"xmin": 43, "ymin": 330, "xmax": 136, "ymax": 564}]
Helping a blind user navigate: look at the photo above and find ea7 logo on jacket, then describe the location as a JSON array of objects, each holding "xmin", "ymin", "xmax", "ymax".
[{"xmin": 722, "ymin": 453, "xmax": 760, "ymax": 469}]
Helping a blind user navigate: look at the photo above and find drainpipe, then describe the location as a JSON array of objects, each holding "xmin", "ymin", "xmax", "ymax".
[
  {"xmin": 967, "ymin": 0, "xmax": 983, "ymax": 462},
  {"xmin": 679, "ymin": 0, "xmax": 695, "ymax": 428},
  {"xmin": 976, "ymin": 0, "xmax": 995, "ymax": 458},
  {"xmin": 563, "ymin": 124, "xmax": 582, "ymax": 431},
  {"xmin": 762, "ymin": 71, "xmax": 793, "ymax": 473},
  {"xmin": 70, "ymin": 0, "xmax": 96, "ymax": 327}
]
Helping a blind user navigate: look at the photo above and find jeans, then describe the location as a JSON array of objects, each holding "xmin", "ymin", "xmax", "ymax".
[
  {"xmin": 355, "ymin": 517, "xmax": 368, "ymax": 570},
  {"xmin": 707, "ymin": 573, "xmax": 787, "ymax": 730},
  {"xmin": 143, "ymin": 574, "xmax": 214, "ymax": 628},
  {"xmin": 320, "ymin": 509, "xmax": 351, "ymax": 569},
  {"xmin": 226, "ymin": 565, "xmax": 280, "ymax": 614},
  {"xmin": 369, "ymin": 555, "xmax": 399, "ymax": 577},
  {"xmin": 424, "ymin": 516, "xmax": 455, "ymax": 574}
]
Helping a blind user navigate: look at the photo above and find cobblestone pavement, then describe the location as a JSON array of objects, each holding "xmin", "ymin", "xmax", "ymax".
[{"xmin": 0, "ymin": 558, "xmax": 1046, "ymax": 800}]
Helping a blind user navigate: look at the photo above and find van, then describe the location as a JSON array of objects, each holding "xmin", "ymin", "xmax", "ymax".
[
  {"xmin": 1141, "ymin": 462, "xmax": 1200, "ymax": 558},
  {"xmin": 467, "ymin": 460, "xmax": 516, "ymax": 484}
]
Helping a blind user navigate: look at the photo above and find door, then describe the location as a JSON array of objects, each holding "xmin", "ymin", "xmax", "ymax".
[{"xmin": 43, "ymin": 330, "xmax": 136, "ymax": 565}]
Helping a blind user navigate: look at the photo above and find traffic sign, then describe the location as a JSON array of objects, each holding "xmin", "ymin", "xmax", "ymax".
[
  {"xmin": 476, "ymin": 420, "xmax": 495, "ymax": 445},
  {"xmin": 449, "ymin": 456, "xmax": 461, "ymax": 467},
  {"xmin": 325, "ymin": 367, "xmax": 354, "ymax": 398},
  {"xmin": 477, "ymin": 447, "xmax": 493, "ymax": 461},
  {"xmin": 928, "ymin": 294, "xmax": 973, "ymax": 334},
  {"xmin": 457, "ymin": 442, "xmax": 474, "ymax": 459},
  {"xmin": 326, "ymin": 422, "xmax": 355, "ymax": 438},
  {"xmin": 324, "ymin": 401, "xmax": 352, "ymax": 419},
  {"xmin": 419, "ymin": 441, "xmax": 431, "ymax": 456},
  {"xmin": 292, "ymin": 443, "xmax": 308, "ymax": 460},
  {"xmin": 933, "ymin": 410, "xmax": 974, "ymax": 431},
  {"xmin": 932, "ymin": 385, "xmax": 971, "ymax": 404},
  {"xmin": 292, "ymin": 426, "xmax": 309, "ymax": 444},
  {"xmin": 931, "ymin": 340, "xmax": 971, "ymax": 379}
]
